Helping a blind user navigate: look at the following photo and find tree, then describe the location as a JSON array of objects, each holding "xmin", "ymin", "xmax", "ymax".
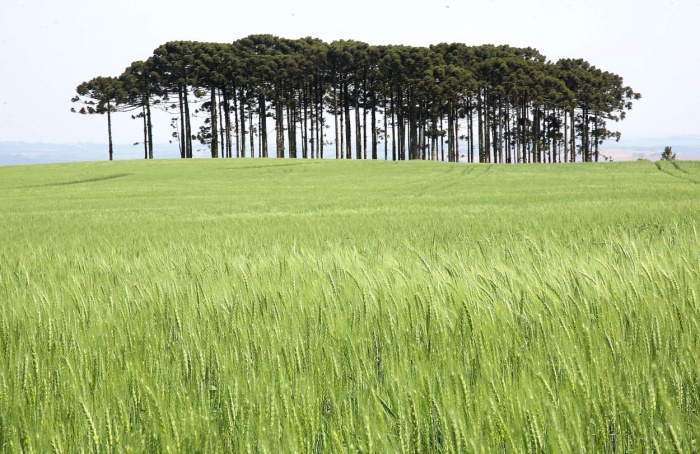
[
  {"xmin": 150, "ymin": 41, "xmax": 199, "ymax": 158},
  {"xmin": 75, "ymin": 35, "xmax": 641, "ymax": 165},
  {"xmin": 119, "ymin": 59, "xmax": 162, "ymax": 159},
  {"xmin": 72, "ymin": 76, "xmax": 125, "ymax": 161},
  {"xmin": 661, "ymin": 146, "xmax": 676, "ymax": 161}
]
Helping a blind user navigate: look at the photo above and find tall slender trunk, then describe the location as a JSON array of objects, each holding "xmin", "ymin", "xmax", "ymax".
[
  {"xmin": 497, "ymin": 98, "xmax": 504, "ymax": 163},
  {"xmin": 477, "ymin": 91, "xmax": 484, "ymax": 162},
  {"xmin": 223, "ymin": 87, "xmax": 232, "ymax": 158},
  {"xmin": 533, "ymin": 107, "xmax": 539, "ymax": 163},
  {"xmin": 334, "ymin": 80, "xmax": 339, "ymax": 159},
  {"xmin": 408, "ymin": 90, "xmax": 417, "ymax": 160},
  {"xmin": 259, "ymin": 93, "xmax": 268, "ymax": 158},
  {"xmin": 484, "ymin": 92, "xmax": 491, "ymax": 163},
  {"xmin": 239, "ymin": 88, "xmax": 246, "ymax": 158},
  {"xmin": 594, "ymin": 111, "xmax": 599, "ymax": 162},
  {"xmin": 454, "ymin": 105, "xmax": 460, "ymax": 162},
  {"xmin": 468, "ymin": 98, "xmax": 474, "ymax": 163},
  {"xmin": 275, "ymin": 84, "xmax": 284, "ymax": 158},
  {"xmin": 146, "ymin": 99, "xmax": 153, "ymax": 159},
  {"xmin": 570, "ymin": 109, "xmax": 576, "ymax": 162},
  {"xmin": 183, "ymin": 86, "xmax": 192, "ymax": 158},
  {"xmin": 505, "ymin": 101, "xmax": 511, "ymax": 163},
  {"xmin": 210, "ymin": 87, "xmax": 218, "ymax": 158},
  {"xmin": 383, "ymin": 90, "xmax": 388, "ymax": 161},
  {"xmin": 316, "ymin": 81, "xmax": 323, "ymax": 158},
  {"xmin": 583, "ymin": 107, "xmax": 589, "ymax": 162},
  {"xmin": 447, "ymin": 104, "xmax": 453, "ymax": 162},
  {"xmin": 218, "ymin": 90, "xmax": 225, "ymax": 158},
  {"xmin": 249, "ymin": 103, "xmax": 255, "ymax": 157},
  {"xmin": 233, "ymin": 87, "xmax": 240, "ymax": 157},
  {"xmin": 339, "ymin": 86, "xmax": 345, "ymax": 159},
  {"xmin": 309, "ymin": 85, "xmax": 315, "ymax": 159},
  {"xmin": 355, "ymin": 85, "xmax": 362, "ymax": 160},
  {"xmin": 286, "ymin": 87, "xmax": 297, "ymax": 158},
  {"xmin": 564, "ymin": 108, "xmax": 568, "ymax": 163},
  {"xmin": 107, "ymin": 103, "xmax": 113, "ymax": 161},
  {"xmin": 391, "ymin": 92, "xmax": 396, "ymax": 161},
  {"xmin": 440, "ymin": 113, "xmax": 445, "ymax": 162},
  {"xmin": 177, "ymin": 86, "xmax": 187, "ymax": 159},
  {"xmin": 302, "ymin": 89, "xmax": 309, "ymax": 159},
  {"xmin": 522, "ymin": 100, "xmax": 528, "ymax": 163},
  {"xmin": 142, "ymin": 105, "xmax": 148, "ymax": 159},
  {"xmin": 371, "ymin": 93, "xmax": 377, "ymax": 160},
  {"xmin": 363, "ymin": 90, "xmax": 368, "ymax": 160},
  {"xmin": 344, "ymin": 82, "xmax": 352, "ymax": 159},
  {"xmin": 432, "ymin": 118, "xmax": 437, "ymax": 161},
  {"xmin": 397, "ymin": 86, "xmax": 404, "ymax": 160}
]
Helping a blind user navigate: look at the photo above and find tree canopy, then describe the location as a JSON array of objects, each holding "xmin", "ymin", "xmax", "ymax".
[{"xmin": 73, "ymin": 35, "xmax": 641, "ymax": 163}]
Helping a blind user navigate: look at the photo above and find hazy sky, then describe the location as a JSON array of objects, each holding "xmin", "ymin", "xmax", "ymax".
[{"xmin": 1, "ymin": 0, "xmax": 698, "ymax": 147}]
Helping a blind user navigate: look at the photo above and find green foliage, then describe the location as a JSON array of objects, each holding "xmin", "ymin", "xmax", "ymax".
[
  {"xmin": 73, "ymin": 36, "xmax": 641, "ymax": 164},
  {"xmin": 1, "ymin": 159, "xmax": 699, "ymax": 452},
  {"xmin": 661, "ymin": 146, "xmax": 676, "ymax": 161}
]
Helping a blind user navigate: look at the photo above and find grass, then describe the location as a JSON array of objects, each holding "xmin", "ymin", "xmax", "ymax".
[{"xmin": 0, "ymin": 158, "xmax": 699, "ymax": 452}]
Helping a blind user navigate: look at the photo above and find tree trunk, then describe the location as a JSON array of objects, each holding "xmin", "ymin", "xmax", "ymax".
[
  {"xmin": 467, "ymin": 99, "xmax": 474, "ymax": 163},
  {"xmin": 146, "ymin": 99, "xmax": 153, "ymax": 159},
  {"xmin": 484, "ymin": 93, "xmax": 491, "ymax": 163},
  {"xmin": 178, "ymin": 88, "xmax": 186, "ymax": 158},
  {"xmin": 594, "ymin": 111, "xmax": 599, "ymax": 162},
  {"xmin": 316, "ymin": 81, "xmax": 324, "ymax": 158},
  {"xmin": 334, "ymin": 81, "xmax": 339, "ymax": 160},
  {"xmin": 142, "ymin": 105, "xmax": 148, "ymax": 159},
  {"xmin": 383, "ymin": 90, "xmax": 388, "ymax": 161},
  {"xmin": 259, "ymin": 93, "xmax": 268, "ymax": 158},
  {"xmin": 355, "ymin": 85, "xmax": 362, "ymax": 160},
  {"xmin": 275, "ymin": 85, "xmax": 284, "ymax": 158},
  {"xmin": 301, "ymin": 88, "xmax": 308, "ymax": 159},
  {"xmin": 582, "ymin": 107, "xmax": 589, "ymax": 162},
  {"xmin": 223, "ymin": 87, "xmax": 232, "ymax": 158},
  {"xmin": 249, "ymin": 103, "xmax": 255, "ymax": 157},
  {"xmin": 533, "ymin": 107, "xmax": 539, "ymax": 163},
  {"xmin": 408, "ymin": 90, "xmax": 417, "ymax": 160},
  {"xmin": 210, "ymin": 87, "xmax": 218, "ymax": 158},
  {"xmin": 218, "ymin": 90, "xmax": 225, "ymax": 158},
  {"xmin": 505, "ymin": 101, "xmax": 511, "ymax": 164},
  {"xmin": 570, "ymin": 109, "xmax": 575, "ymax": 162},
  {"xmin": 287, "ymin": 88, "xmax": 297, "ymax": 158},
  {"xmin": 344, "ymin": 82, "xmax": 352, "ymax": 159},
  {"xmin": 183, "ymin": 86, "xmax": 193, "ymax": 158},
  {"xmin": 107, "ymin": 103, "xmax": 113, "ymax": 161},
  {"xmin": 371, "ymin": 93, "xmax": 377, "ymax": 160},
  {"xmin": 564, "ymin": 108, "xmax": 568, "ymax": 163},
  {"xmin": 309, "ymin": 86, "xmax": 315, "ymax": 159},
  {"xmin": 339, "ymin": 86, "xmax": 345, "ymax": 159},
  {"xmin": 233, "ymin": 87, "xmax": 240, "ymax": 157},
  {"xmin": 391, "ymin": 92, "xmax": 396, "ymax": 161},
  {"xmin": 477, "ymin": 92, "xmax": 484, "ymax": 162},
  {"xmin": 239, "ymin": 88, "xmax": 246, "ymax": 158}
]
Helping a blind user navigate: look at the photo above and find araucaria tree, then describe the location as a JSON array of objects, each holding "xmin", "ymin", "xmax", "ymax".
[
  {"xmin": 72, "ymin": 76, "xmax": 125, "ymax": 161},
  {"xmin": 73, "ymin": 36, "xmax": 641, "ymax": 163},
  {"xmin": 661, "ymin": 146, "xmax": 676, "ymax": 161}
]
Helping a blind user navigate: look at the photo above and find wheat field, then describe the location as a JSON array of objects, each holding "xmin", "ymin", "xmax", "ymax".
[{"xmin": 0, "ymin": 159, "xmax": 698, "ymax": 452}]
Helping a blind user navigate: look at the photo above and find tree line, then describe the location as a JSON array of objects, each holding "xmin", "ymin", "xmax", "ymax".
[{"xmin": 72, "ymin": 35, "xmax": 640, "ymax": 163}]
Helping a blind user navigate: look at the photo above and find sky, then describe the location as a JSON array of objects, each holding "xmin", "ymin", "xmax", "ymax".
[{"xmin": 1, "ymin": 0, "xmax": 699, "ymax": 160}]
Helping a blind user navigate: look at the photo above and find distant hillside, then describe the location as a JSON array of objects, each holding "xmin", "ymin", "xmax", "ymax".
[
  {"xmin": 0, "ymin": 142, "xmax": 181, "ymax": 166},
  {"xmin": 2, "ymin": 137, "xmax": 698, "ymax": 166},
  {"xmin": 603, "ymin": 135, "xmax": 700, "ymax": 161}
]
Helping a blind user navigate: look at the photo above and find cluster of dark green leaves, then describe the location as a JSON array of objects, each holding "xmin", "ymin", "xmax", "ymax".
[
  {"xmin": 661, "ymin": 146, "xmax": 676, "ymax": 161},
  {"xmin": 73, "ymin": 35, "xmax": 640, "ymax": 163}
]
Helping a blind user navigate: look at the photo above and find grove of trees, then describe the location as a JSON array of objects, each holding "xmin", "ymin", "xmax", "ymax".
[{"xmin": 72, "ymin": 35, "xmax": 641, "ymax": 163}]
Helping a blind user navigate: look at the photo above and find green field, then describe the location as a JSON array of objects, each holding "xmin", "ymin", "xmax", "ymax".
[{"xmin": 1, "ymin": 159, "xmax": 699, "ymax": 452}]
